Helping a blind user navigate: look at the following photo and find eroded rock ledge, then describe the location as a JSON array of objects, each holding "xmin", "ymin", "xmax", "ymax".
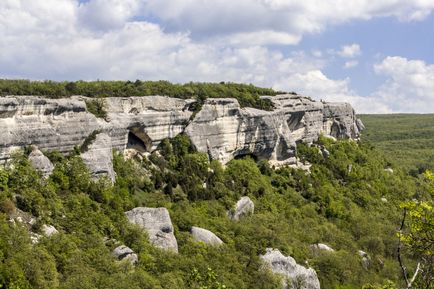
[{"xmin": 0, "ymin": 94, "xmax": 363, "ymax": 166}]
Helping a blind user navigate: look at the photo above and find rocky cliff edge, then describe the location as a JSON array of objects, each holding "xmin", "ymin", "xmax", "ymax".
[{"xmin": 0, "ymin": 94, "xmax": 363, "ymax": 167}]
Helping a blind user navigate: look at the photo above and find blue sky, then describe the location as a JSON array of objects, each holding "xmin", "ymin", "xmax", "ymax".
[{"xmin": 1, "ymin": 0, "xmax": 434, "ymax": 113}]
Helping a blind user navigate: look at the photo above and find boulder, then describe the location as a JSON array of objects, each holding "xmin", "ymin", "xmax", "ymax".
[
  {"xmin": 358, "ymin": 250, "xmax": 371, "ymax": 270},
  {"xmin": 191, "ymin": 226, "xmax": 223, "ymax": 246},
  {"xmin": 41, "ymin": 224, "xmax": 58, "ymax": 237},
  {"xmin": 112, "ymin": 245, "xmax": 138, "ymax": 265},
  {"xmin": 125, "ymin": 207, "xmax": 178, "ymax": 253},
  {"xmin": 81, "ymin": 132, "xmax": 116, "ymax": 183},
  {"xmin": 229, "ymin": 196, "xmax": 254, "ymax": 221},
  {"xmin": 29, "ymin": 148, "xmax": 54, "ymax": 178},
  {"xmin": 310, "ymin": 243, "xmax": 334, "ymax": 252},
  {"xmin": 260, "ymin": 248, "xmax": 320, "ymax": 289}
]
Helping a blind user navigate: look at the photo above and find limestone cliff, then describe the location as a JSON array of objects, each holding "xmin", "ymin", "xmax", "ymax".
[{"xmin": 0, "ymin": 94, "xmax": 363, "ymax": 167}]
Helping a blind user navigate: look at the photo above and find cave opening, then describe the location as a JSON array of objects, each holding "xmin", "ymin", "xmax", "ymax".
[{"xmin": 126, "ymin": 128, "xmax": 153, "ymax": 153}]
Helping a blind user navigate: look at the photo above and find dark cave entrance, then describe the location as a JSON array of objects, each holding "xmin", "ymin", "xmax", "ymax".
[{"xmin": 126, "ymin": 127, "xmax": 153, "ymax": 153}]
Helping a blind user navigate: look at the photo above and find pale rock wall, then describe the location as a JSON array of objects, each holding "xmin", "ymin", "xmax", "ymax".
[
  {"xmin": 186, "ymin": 95, "xmax": 361, "ymax": 165},
  {"xmin": 0, "ymin": 94, "xmax": 362, "ymax": 170}
]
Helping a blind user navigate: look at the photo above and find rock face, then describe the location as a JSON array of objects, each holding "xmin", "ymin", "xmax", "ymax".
[
  {"xmin": 112, "ymin": 245, "xmax": 138, "ymax": 265},
  {"xmin": 28, "ymin": 148, "xmax": 54, "ymax": 178},
  {"xmin": 81, "ymin": 132, "xmax": 116, "ymax": 183},
  {"xmin": 229, "ymin": 196, "xmax": 254, "ymax": 221},
  {"xmin": 0, "ymin": 94, "xmax": 362, "ymax": 169},
  {"xmin": 260, "ymin": 248, "xmax": 321, "ymax": 289},
  {"xmin": 191, "ymin": 226, "xmax": 223, "ymax": 246},
  {"xmin": 186, "ymin": 95, "xmax": 362, "ymax": 165},
  {"xmin": 125, "ymin": 207, "xmax": 178, "ymax": 253}
]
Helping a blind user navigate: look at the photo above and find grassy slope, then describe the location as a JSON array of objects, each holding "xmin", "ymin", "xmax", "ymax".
[{"xmin": 360, "ymin": 114, "xmax": 434, "ymax": 173}]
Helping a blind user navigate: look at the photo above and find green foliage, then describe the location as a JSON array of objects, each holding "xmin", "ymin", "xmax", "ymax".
[
  {"xmin": 0, "ymin": 79, "xmax": 280, "ymax": 110},
  {"xmin": 360, "ymin": 113, "xmax": 434, "ymax": 174},
  {"xmin": 85, "ymin": 98, "xmax": 107, "ymax": 119},
  {"xmin": 0, "ymin": 133, "xmax": 429, "ymax": 288}
]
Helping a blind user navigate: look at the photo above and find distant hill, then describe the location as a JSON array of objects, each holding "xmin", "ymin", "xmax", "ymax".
[{"xmin": 360, "ymin": 114, "xmax": 434, "ymax": 174}]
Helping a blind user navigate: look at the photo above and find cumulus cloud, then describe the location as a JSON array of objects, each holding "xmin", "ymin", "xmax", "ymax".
[
  {"xmin": 143, "ymin": 0, "xmax": 434, "ymax": 44},
  {"xmin": 1, "ymin": 1, "xmax": 434, "ymax": 113},
  {"xmin": 274, "ymin": 70, "xmax": 391, "ymax": 113},
  {"xmin": 338, "ymin": 44, "xmax": 362, "ymax": 58},
  {"xmin": 373, "ymin": 56, "xmax": 434, "ymax": 112},
  {"xmin": 344, "ymin": 60, "xmax": 359, "ymax": 69}
]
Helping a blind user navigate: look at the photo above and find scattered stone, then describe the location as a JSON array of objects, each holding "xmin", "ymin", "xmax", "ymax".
[
  {"xmin": 358, "ymin": 250, "xmax": 371, "ymax": 270},
  {"xmin": 30, "ymin": 232, "xmax": 42, "ymax": 244},
  {"xmin": 125, "ymin": 207, "xmax": 178, "ymax": 253},
  {"xmin": 260, "ymin": 248, "xmax": 321, "ymax": 289},
  {"xmin": 381, "ymin": 197, "xmax": 388, "ymax": 203},
  {"xmin": 112, "ymin": 245, "xmax": 138, "ymax": 265},
  {"xmin": 310, "ymin": 243, "xmax": 334, "ymax": 252},
  {"xmin": 229, "ymin": 196, "xmax": 254, "ymax": 221},
  {"xmin": 41, "ymin": 224, "xmax": 58, "ymax": 237},
  {"xmin": 29, "ymin": 148, "xmax": 54, "ymax": 178},
  {"xmin": 191, "ymin": 226, "xmax": 223, "ymax": 246},
  {"xmin": 384, "ymin": 168, "xmax": 394, "ymax": 173}
]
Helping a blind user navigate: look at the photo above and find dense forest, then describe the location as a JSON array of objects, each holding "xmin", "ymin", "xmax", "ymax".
[
  {"xmin": 0, "ymin": 79, "xmax": 283, "ymax": 110},
  {"xmin": 360, "ymin": 114, "xmax": 434, "ymax": 175},
  {"xmin": 0, "ymin": 133, "xmax": 432, "ymax": 288}
]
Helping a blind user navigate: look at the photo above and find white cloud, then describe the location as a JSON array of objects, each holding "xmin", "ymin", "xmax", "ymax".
[
  {"xmin": 1, "ymin": 1, "xmax": 434, "ymax": 114},
  {"xmin": 373, "ymin": 56, "xmax": 434, "ymax": 112},
  {"xmin": 78, "ymin": 0, "xmax": 142, "ymax": 31},
  {"xmin": 339, "ymin": 44, "xmax": 362, "ymax": 58},
  {"xmin": 274, "ymin": 70, "xmax": 391, "ymax": 113},
  {"xmin": 344, "ymin": 60, "xmax": 359, "ymax": 69},
  {"xmin": 143, "ymin": 0, "xmax": 434, "ymax": 44}
]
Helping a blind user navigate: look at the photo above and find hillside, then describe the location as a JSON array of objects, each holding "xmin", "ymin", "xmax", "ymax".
[
  {"xmin": 360, "ymin": 114, "xmax": 434, "ymax": 174},
  {"xmin": 0, "ymin": 90, "xmax": 432, "ymax": 289},
  {"xmin": 0, "ymin": 134, "xmax": 431, "ymax": 289}
]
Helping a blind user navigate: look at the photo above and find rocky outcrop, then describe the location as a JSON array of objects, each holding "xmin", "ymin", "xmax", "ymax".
[
  {"xmin": 0, "ymin": 94, "xmax": 362, "ymax": 169},
  {"xmin": 125, "ymin": 207, "xmax": 178, "ymax": 253},
  {"xmin": 112, "ymin": 245, "xmax": 138, "ymax": 265},
  {"xmin": 29, "ymin": 148, "xmax": 54, "ymax": 178},
  {"xmin": 229, "ymin": 196, "xmax": 254, "ymax": 221},
  {"xmin": 186, "ymin": 95, "xmax": 361, "ymax": 165},
  {"xmin": 260, "ymin": 248, "xmax": 320, "ymax": 289},
  {"xmin": 191, "ymin": 226, "xmax": 223, "ymax": 246},
  {"xmin": 81, "ymin": 133, "xmax": 116, "ymax": 183}
]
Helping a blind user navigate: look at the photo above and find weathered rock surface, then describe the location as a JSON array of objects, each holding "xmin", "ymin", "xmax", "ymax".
[
  {"xmin": 191, "ymin": 226, "xmax": 223, "ymax": 246},
  {"xmin": 186, "ymin": 95, "xmax": 362, "ymax": 165},
  {"xmin": 112, "ymin": 245, "xmax": 138, "ymax": 265},
  {"xmin": 260, "ymin": 248, "xmax": 320, "ymax": 289},
  {"xmin": 310, "ymin": 243, "xmax": 334, "ymax": 252},
  {"xmin": 125, "ymin": 207, "xmax": 178, "ymax": 253},
  {"xmin": 0, "ymin": 94, "xmax": 362, "ymax": 169},
  {"xmin": 29, "ymin": 148, "xmax": 54, "ymax": 178},
  {"xmin": 81, "ymin": 132, "xmax": 116, "ymax": 183},
  {"xmin": 358, "ymin": 250, "xmax": 371, "ymax": 270},
  {"xmin": 41, "ymin": 224, "xmax": 58, "ymax": 237},
  {"xmin": 229, "ymin": 196, "xmax": 254, "ymax": 221}
]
